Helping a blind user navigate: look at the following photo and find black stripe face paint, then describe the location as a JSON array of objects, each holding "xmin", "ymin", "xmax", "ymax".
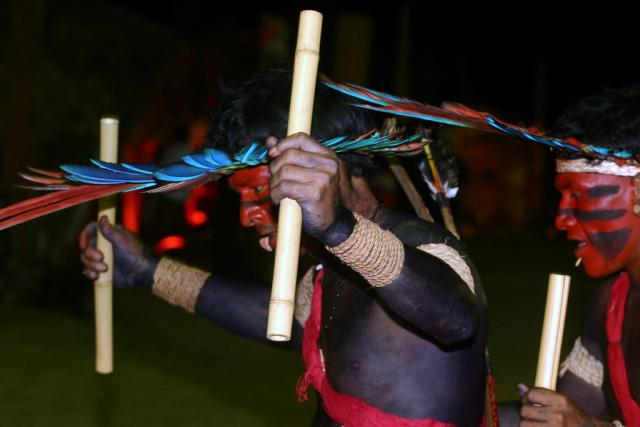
[
  {"xmin": 586, "ymin": 185, "xmax": 621, "ymax": 198},
  {"xmin": 555, "ymin": 172, "xmax": 640, "ymax": 278},
  {"xmin": 557, "ymin": 208, "xmax": 627, "ymax": 222},
  {"xmin": 587, "ymin": 228, "xmax": 632, "ymax": 260},
  {"xmin": 575, "ymin": 209, "xmax": 627, "ymax": 222}
]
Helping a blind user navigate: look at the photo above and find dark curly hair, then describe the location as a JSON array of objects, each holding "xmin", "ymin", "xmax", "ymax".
[
  {"xmin": 553, "ymin": 86, "xmax": 640, "ymax": 161},
  {"xmin": 205, "ymin": 68, "xmax": 376, "ymax": 176}
]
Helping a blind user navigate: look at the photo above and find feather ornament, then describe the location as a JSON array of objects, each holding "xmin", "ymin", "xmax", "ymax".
[
  {"xmin": 322, "ymin": 78, "xmax": 637, "ymax": 163},
  {"xmin": 0, "ymin": 131, "xmax": 423, "ymax": 230}
]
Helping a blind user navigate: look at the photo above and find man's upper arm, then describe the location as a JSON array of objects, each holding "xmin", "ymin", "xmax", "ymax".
[
  {"xmin": 375, "ymin": 215, "xmax": 485, "ymax": 343},
  {"xmin": 557, "ymin": 283, "xmax": 611, "ymax": 418},
  {"xmin": 390, "ymin": 216, "xmax": 484, "ymax": 300}
]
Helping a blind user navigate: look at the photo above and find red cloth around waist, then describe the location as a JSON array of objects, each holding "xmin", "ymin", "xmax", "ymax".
[{"xmin": 296, "ymin": 267, "xmax": 456, "ymax": 427}]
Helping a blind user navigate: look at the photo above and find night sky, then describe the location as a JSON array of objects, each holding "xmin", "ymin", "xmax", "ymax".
[{"xmin": 100, "ymin": 1, "xmax": 640, "ymax": 126}]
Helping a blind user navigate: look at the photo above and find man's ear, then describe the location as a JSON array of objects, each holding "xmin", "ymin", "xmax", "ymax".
[
  {"xmin": 633, "ymin": 174, "xmax": 640, "ymax": 216},
  {"xmin": 633, "ymin": 174, "xmax": 640, "ymax": 195}
]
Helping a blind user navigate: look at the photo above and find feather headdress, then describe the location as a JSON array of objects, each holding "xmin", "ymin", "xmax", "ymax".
[
  {"xmin": 0, "ymin": 131, "xmax": 423, "ymax": 230},
  {"xmin": 321, "ymin": 77, "xmax": 637, "ymax": 163}
]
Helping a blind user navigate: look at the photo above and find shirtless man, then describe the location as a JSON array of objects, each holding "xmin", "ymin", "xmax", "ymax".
[
  {"xmin": 520, "ymin": 87, "xmax": 640, "ymax": 426},
  {"xmin": 81, "ymin": 69, "xmax": 488, "ymax": 426}
]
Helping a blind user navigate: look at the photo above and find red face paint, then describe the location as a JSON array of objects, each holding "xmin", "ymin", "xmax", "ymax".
[
  {"xmin": 555, "ymin": 172, "xmax": 640, "ymax": 277},
  {"xmin": 228, "ymin": 165, "xmax": 277, "ymax": 250}
]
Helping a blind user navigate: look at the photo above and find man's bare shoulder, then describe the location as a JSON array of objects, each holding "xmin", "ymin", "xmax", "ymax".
[{"xmin": 377, "ymin": 208, "xmax": 462, "ymax": 250}]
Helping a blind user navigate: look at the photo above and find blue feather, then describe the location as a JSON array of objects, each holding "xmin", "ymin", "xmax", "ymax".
[
  {"xmin": 358, "ymin": 104, "xmax": 477, "ymax": 129},
  {"xmin": 182, "ymin": 153, "xmax": 220, "ymax": 170},
  {"xmin": 120, "ymin": 163, "xmax": 159, "ymax": 174},
  {"xmin": 204, "ymin": 148, "xmax": 233, "ymax": 167},
  {"xmin": 60, "ymin": 165, "xmax": 154, "ymax": 183},
  {"xmin": 89, "ymin": 159, "xmax": 148, "ymax": 175},
  {"xmin": 153, "ymin": 163, "xmax": 208, "ymax": 182},
  {"xmin": 65, "ymin": 175, "xmax": 124, "ymax": 185},
  {"xmin": 123, "ymin": 182, "xmax": 157, "ymax": 192}
]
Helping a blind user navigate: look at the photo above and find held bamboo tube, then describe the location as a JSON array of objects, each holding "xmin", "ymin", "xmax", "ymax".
[
  {"xmin": 534, "ymin": 273, "xmax": 571, "ymax": 390},
  {"xmin": 267, "ymin": 10, "xmax": 322, "ymax": 341},
  {"xmin": 95, "ymin": 117, "xmax": 118, "ymax": 373}
]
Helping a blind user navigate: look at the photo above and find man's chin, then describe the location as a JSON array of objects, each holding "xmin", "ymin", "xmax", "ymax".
[{"xmin": 582, "ymin": 259, "xmax": 617, "ymax": 279}]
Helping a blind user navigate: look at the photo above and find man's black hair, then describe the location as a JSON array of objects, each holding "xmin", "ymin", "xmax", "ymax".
[
  {"xmin": 205, "ymin": 68, "xmax": 376, "ymax": 176},
  {"xmin": 553, "ymin": 86, "xmax": 640, "ymax": 161}
]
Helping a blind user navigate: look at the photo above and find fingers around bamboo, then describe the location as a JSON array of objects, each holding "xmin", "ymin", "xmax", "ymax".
[
  {"xmin": 81, "ymin": 251, "xmax": 108, "ymax": 273},
  {"xmin": 270, "ymin": 147, "xmax": 337, "ymax": 175},
  {"xmin": 98, "ymin": 215, "xmax": 117, "ymax": 242},
  {"xmin": 523, "ymin": 387, "xmax": 558, "ymax": 407},
  {"xmin": 268, "ymin": 133, "xmax": 333, "ymax": 157},
  {"xmin": 78, "ymin": 222, "xmax": 98, "ymax": 250},
  {"xmin": 520, "ymin": 403, "xmax": 549, "ymax": 422},
  {"xmin": 516, "ymin": 383, "xmax": 530, "ymax": 397},
  {"xmin": 271, "ymin": 163, "xmax": 335, "ymax": 199}
]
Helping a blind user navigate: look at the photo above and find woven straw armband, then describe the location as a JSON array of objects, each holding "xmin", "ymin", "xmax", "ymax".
[
  {"xmin": 559, "ymin": 337, "xmax": 604, "ymax": 388},
  {"xmin": 294, "ymin": 265, "xmax": 317, "ymax": 326},
  {"xmin": 326, "ymin": 213, "xmax": 404, "ymax": 287},
  {"xmin": 416, "ymin": 243, "xmax": 476, "ymax": 295},
  {"xmin": 152, "ymin": 257, "xmax": 210, "ymax": 313}
]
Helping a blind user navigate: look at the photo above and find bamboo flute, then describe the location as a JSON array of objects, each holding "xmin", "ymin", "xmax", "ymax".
[
  {"xmin": 534, "ymin": 273, "xmax": 571, "ymax": 390},
  {"xmin": 267, "ymin": 10, "xmax": 322, "ymax": 341},
  {"xmin": 94, "ymin": 116, "xmax": 118, "ymax": 373}
]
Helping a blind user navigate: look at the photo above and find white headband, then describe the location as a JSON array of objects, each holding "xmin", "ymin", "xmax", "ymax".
[{"xmin": 556, "ymin": 159, "xmax": 640, "ymax": 177}]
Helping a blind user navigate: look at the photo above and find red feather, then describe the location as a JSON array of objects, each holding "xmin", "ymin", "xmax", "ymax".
[{"xmin": 0, "ymin": 183, "xmax": 134, "ymax": 230}]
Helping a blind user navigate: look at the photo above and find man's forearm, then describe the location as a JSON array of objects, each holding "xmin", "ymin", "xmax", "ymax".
[{"xmin": 150, "ymin": 257, "xmax": 303, "ymax": 346}]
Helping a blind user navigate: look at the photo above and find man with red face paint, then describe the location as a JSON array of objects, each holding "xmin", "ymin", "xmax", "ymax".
[
  {"xmin": 80, "ymin": 69, "xmax": 487, "ymax": 426},
  {"xmin": 228, "ymin": 165, "xmax": 277, "ymax": 251},
  {"xmin": 517, "ymin": 87, "xmax": 640, "ymax": 426}
]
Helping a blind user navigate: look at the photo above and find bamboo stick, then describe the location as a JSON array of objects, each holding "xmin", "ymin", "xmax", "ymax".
[
  {"xmin": 267, "ymin": 10, "xmax": 322, "ymax": 341},
  {"xmin": 534, "ymin": 273, "xmax": 571, "ymax": 390},
  {"xmin": 95, "ymin": 116, "xmax": 118, "ymax": 373},
  {"xmin": 386, "ymin": 157, "xmax": 434, "ymax": 222},
  {"xmin": 382, "ymin": 118, "xmax": 434, "ymax": 223}
]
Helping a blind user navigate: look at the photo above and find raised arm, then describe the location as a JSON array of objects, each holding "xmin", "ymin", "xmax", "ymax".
[
  {"xmin": 322, "ymin": 208, "xmax": 482, "ymax": 345},
  {"xmin": 267, "ymin": 133, "xmax": 483, "ymax": 346}
]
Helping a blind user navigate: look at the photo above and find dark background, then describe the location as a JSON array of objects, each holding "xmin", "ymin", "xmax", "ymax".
[{"xmin": 0, "ymin": 1, "xmax": 638, "ymax": 425}]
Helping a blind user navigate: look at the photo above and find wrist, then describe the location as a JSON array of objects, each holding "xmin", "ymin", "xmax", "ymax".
[
  {"xmin": 325, "ymin": 213, "xmax": 405, "ymax": 288},
  {"xmin": 319, "ymin": 206, "xmax": 356, "ymax": 247},
  {"xmin": 141, "ymin": 253, "xmax": 160, "ymax": 290}
]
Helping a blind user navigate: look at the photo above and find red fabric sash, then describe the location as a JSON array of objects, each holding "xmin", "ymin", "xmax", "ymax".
[
  {"xmin": 296, "ymin": 267, "xmax": 455, "ymax": 427},
  {"xmin": 606, "ymin": 272, "xmax": 640, "ymax": 425}
]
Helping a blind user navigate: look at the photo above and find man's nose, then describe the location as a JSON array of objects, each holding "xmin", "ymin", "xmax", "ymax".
[
  {"xmin": 239, "ymin": 205, "xmax": 264, "ymax": 227},
  {"xmin": 555, "ymin": 207, "xmax": 576, "ymax": 231}
]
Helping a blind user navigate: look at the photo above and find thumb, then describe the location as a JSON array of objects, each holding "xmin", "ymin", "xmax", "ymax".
[
  {"xmin": 517, "ymin": 383, "xmax": 530, "ymax": 397},
  {"xmin": 98, "ymin": 216, "xmax": 117, "ymax": 243}
]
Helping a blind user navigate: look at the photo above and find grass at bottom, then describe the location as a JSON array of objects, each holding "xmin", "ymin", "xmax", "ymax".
[{"xmin": 0, "ymin": 291, "xmax": 314, "ymax": 427}]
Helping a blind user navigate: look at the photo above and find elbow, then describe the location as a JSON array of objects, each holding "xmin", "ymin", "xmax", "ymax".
[{"xmin": 433, "ymin": 306, "xmax": 480, "ymax": 346}]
